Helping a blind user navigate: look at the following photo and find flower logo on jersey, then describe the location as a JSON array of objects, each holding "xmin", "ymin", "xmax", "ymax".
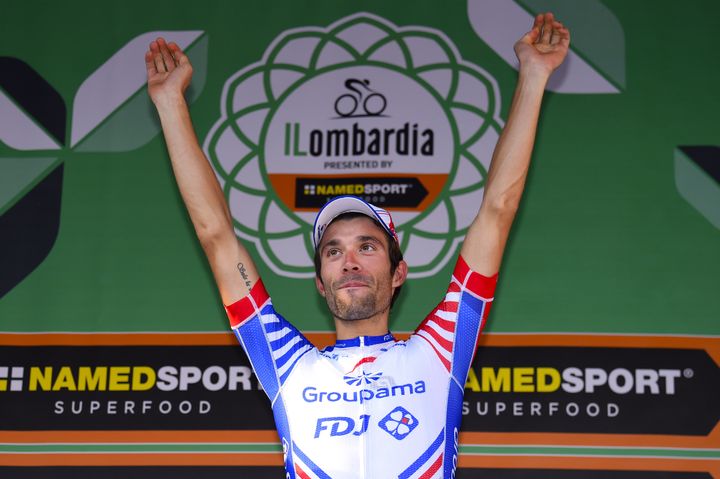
[
  {"xmin": 203, "ymin": 12, "xmax": 504, "ymax": 278},
  {"xmin": 344, "ymin": 370, "xmax": 383, "ymax": 387},
  {"xmin": 378, "ymin": 406, "xmax": 418, "ymax": 440}
]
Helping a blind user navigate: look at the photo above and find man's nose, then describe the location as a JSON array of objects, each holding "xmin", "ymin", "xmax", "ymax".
[{"xmin": 343, "ymin": 251, "xmax": 361, "ymax": 271}]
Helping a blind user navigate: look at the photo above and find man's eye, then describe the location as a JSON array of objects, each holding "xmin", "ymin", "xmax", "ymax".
[
  {"xmin": 327, "ymin": 249, "xmax": 341, "ymax": 257},
  {"xmin": 360, "ymin": 243, "xmax": 375, "ymax": 252}
]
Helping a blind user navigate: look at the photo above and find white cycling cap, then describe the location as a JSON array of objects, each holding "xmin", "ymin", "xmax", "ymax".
[{"xmin": 313, "ymin": 195, "xmax": 399, "ymax": 249}]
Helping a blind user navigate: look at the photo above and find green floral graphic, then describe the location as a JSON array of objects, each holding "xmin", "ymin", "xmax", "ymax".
[{"xmin": 204, "ymin": 13, "xmax": 503, "ymax": 278}]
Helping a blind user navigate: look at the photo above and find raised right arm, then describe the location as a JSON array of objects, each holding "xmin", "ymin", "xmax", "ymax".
[{"xmin": 146, "ymin": 38, "xmax": 259, "ymax": 305}]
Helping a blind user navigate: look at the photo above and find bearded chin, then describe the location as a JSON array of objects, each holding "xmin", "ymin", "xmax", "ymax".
[{"xmin": 327, "ymin": 291, "xmax": 387, "ymax": 322}]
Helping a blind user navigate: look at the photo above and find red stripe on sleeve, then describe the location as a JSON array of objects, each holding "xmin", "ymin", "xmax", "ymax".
[
  {"xmin": 453, "ymin": 255, "xmax": 470, "ymax": 281},
  {"xmin": 458, "ymin": 256, "xmax": 497, "ymax": 299},
  {"xmin": 447, "ymin": 282, "xmax": 461, "ymax": 293},
  {"xmin": 419, "ymin": 322, "xmax": 453, "ymax": 352},
  {"xmin": 224, "ymin": 280, "xmax": 269, "ymax": 329},
  {"xmin": 429, "ymin": 313, "xmax": 456, "ymax": 333},
  {"xmin": 440, "ymin": 299, "xmax": 458, "ymax": 313}
]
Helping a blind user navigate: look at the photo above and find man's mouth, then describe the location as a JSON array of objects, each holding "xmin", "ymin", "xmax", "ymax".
[{"xmin": 336, "ymin": 276, "xmax": 372, "ymax": 290}]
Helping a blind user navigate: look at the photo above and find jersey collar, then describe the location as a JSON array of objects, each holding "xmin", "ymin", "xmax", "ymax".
[{"xmin": 333, "ymin": 333, "xmax": 395, "ymax": 348}]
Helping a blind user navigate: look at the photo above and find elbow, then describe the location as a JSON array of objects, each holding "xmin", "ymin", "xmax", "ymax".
[
  {"xmin": 481, "ymin": 191, "xmax": 521, "ymax": 229},
  {"xmin": 196, "ymin": 216, "xmax": 234, "ymax": 255},
  {"xmin": 485, "ymin": 190, "xmax": 521, "ymax": 218}
]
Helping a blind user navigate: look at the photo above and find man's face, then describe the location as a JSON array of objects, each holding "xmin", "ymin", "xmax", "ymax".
[{"xmin": 315, "ymin": 216, "xmax": 405, "ymax": 322}]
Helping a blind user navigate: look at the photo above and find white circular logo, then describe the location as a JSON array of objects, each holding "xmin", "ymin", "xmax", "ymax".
[{"xmin": 204, "ymin": 13, "xmax": 504, "ymax": 278}]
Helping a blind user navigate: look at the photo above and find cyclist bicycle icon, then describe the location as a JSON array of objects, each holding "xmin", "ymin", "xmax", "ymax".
[{"xmin": 334, "ymin": 79, "xmax": 387, "ymax": 117}]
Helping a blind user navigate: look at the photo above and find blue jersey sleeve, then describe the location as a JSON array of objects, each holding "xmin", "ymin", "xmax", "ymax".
[
  {"xmin": 224, "ymin": 280, "xmax": 314, "ymax": 402},
  {"xmin": 413, "ymin": 255, "xmax": 497, "ymax": 381}
]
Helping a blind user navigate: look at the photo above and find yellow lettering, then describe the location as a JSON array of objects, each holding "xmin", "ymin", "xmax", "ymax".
[
  {"xmin": 465, "ymin": 367, "xmax": 480, "ymax": 392},
  {"xmin": 77, "ymin": 367, "xmax": 107, "ymax": 391},
  {"xmin": 317, "ymin": 185, "xmax": 328, "ymax": 195},
  {"xmin": 513, "ymin": 367, "xmax": 534, "ymax": 392},
  {"xmin": 29, "ymin": 367, "xmax": 52, "ymax": 391},
  {"xmin": 109, "ymin": 367, "xmax": 130, "ymax": 391},
  {"xmin": 132, "ymin": 366, "xmax": 156, "ymax": 391},
  {"xmin": 52, "ymin": 367, "xmax": 77, "ymax": 391},
  {"xmin": 481, "ymin": 367, "xmax": 510, "ymax": 392},
  {"xmin": 537, "ymin": 367, "xmax": 561, "ymax": 392}
]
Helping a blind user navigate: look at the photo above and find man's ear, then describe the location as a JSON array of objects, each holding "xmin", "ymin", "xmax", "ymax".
[
  {"xmin": 315, "ymin": 275, "xmax": 326, "ymax": 297},
  {"xmin": 392, "ymin": 260, "xmax": 408, "ymax": 288}
]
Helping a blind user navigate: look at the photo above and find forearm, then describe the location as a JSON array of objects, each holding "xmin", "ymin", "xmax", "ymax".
[
  {"xmin": 155, "ymin": 95, "xmax": 231, "ymax": 242},
  {"xmin": 483, "ymin": 69, "xmax": 549, "ymax": 214},
  {"xmin": 460, "ymin": 69, "xmax": 550, "ymax": 275},
  {"xmin": 154, "ymin": 95, "xmax": 260, "ymax": 303}
]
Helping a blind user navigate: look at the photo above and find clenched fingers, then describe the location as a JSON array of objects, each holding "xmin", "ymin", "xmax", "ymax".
[
  {"xmin": 145, "ymin": 50, "xmax": 157, "ymax": 76},
  {"xmin": 158, "ymin": 38, "xmax": 177, "ymax": 72},
  {"xmin": 540, "ymin": 13, "xmax": 554, "ymax": 44}
]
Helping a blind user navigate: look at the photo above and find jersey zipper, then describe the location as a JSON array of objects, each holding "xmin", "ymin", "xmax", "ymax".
[{"xmin": 359, "ymin": 335, "xmax": 367, "ymax": 479}]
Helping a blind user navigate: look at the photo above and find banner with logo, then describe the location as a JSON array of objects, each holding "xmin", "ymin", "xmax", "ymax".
[{"xmin": 1, "ymin": 0, "xmax": 719, "ymax": 476}]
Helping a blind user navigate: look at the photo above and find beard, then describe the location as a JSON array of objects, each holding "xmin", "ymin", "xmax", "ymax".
[{"xmin": 323, "ymin": 273, "xmax": 391, "ymax": 321}]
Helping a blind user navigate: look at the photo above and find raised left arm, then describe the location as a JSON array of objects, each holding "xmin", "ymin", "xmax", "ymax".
[{"xmin": 460, "ymin": 12, "xmax": 570, "ymax": 276}]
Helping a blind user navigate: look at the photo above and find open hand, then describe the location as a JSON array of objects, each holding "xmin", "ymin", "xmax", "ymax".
[
  {"xmin": 145, "ymin": 38, "xmax": 193, "ymax": 105},
  {"xmin": 514, "ymin": 13, "xmax": 570, "ymax": 77}
]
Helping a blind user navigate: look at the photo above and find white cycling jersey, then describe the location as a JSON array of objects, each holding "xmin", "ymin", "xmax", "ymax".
[{"xmin": 225, "ymin": 256, "xmax": 496, "ymax": 478}]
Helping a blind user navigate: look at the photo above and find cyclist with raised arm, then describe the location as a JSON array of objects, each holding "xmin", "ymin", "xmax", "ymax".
[{"xmin": 146, "ymin": 12, "xmax": 569, "ymax": 478}]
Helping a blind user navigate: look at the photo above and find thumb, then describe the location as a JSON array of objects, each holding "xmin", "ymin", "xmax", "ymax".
[{"xmin": 520, "ymin": 26, "xmax": 540, "ymax": 45}]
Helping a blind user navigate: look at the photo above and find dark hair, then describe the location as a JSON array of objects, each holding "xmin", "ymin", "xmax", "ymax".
[{"xmin": 314, "ymin": 212, "xmax": 404, "ymax": 307}]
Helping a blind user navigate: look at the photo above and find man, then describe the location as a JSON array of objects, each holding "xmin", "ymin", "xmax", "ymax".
[{"xmin": 146, "ymin": 12, "xmax": 569, "ymax": 478}]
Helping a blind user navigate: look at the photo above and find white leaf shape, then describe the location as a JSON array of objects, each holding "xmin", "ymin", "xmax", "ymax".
[
  {"xmin": 0, "ymin": 90, "xmax": 61, "ymax": 150},
  {"xmin": 315, "ymin": 42, "xmax": 355, "ymax": 69},
  {"xmin": 390, "ymin": 410, "xmax": 404, "ymax": 421},
  {"xmin": 268, "ymin": 235, "xmax": 313, "ymax": 267},
  {"xmin": 273, "ymin": 37, "xmax": 322, "ymax": 69},
  {"xmin": 229, "ymin": 188, "xmax": 265, "ymax": 231},
  {"xmin": 270, "ymin": 69, "xmax": 305, "ymax": 101},
  {"xmin": 454, "ymin": 71, "xmax": 489, "ymax": 112},
  {"xmin": 234, "ymin": 156, "xmax": 264, "ymax": 191},
  {"xmin": 418, "ymin": 69, "xmax": 453, "ymax": 100},
  {"xmin": 215, "ymin": 127, "xmax": 252, "ymax": 177},
  {"xmin": 451, "ymin": 188, "xmax": 485, "ymax": 230},
  {"xmin": 265, "ymin": 201, "xmax": 302, "ymax": 234},
  {"xmin": 450, "ymin": 154, "xmax": 484, "ymax": 190},
  {"xmin": 71, "ymin": 31, "xmax": 203, "ymax": 147},
  {"xmin": 464, "ymin": 127, "xmax": 499, "ymax": 174},
  {"xmin": 403, "ymin": 235, "xmax": 446, "ymax": 268},
  {"xmin": 405, "ymin": 36, "xmax": 451, "ymax": 68},
  {"xmin": 231, "ymin": 71, "xmax": 266, "ymax": 114},
  {"xmin": 336, "ymin": 22, "xmax": 389, "ymax": 55},
  {"xmin": 235, "ymin": 108, "xmax": 269, "ymax": 146},
  {"xmin": 451, "ymin": 107, "xmax": 484, "ymax": 145},
  {"xmin": 368, "ymin": 41, "xmax": 407, "ymax": 68},
  {"xmin": 413, "ymin": 201, "xmax": 450, "ymax": 234},
  {"xmin": 468, "ymin": 0, "xmax": 620, "ymax": 93}
]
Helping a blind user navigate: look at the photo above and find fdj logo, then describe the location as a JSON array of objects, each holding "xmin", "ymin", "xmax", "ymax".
[
  {"xmin": 315, "ymin": 415, "xmax": 370, "ymax": 438},
  {"xmin": 378, "ymin": 406, "xmax": 418, "ymax": 440}
]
